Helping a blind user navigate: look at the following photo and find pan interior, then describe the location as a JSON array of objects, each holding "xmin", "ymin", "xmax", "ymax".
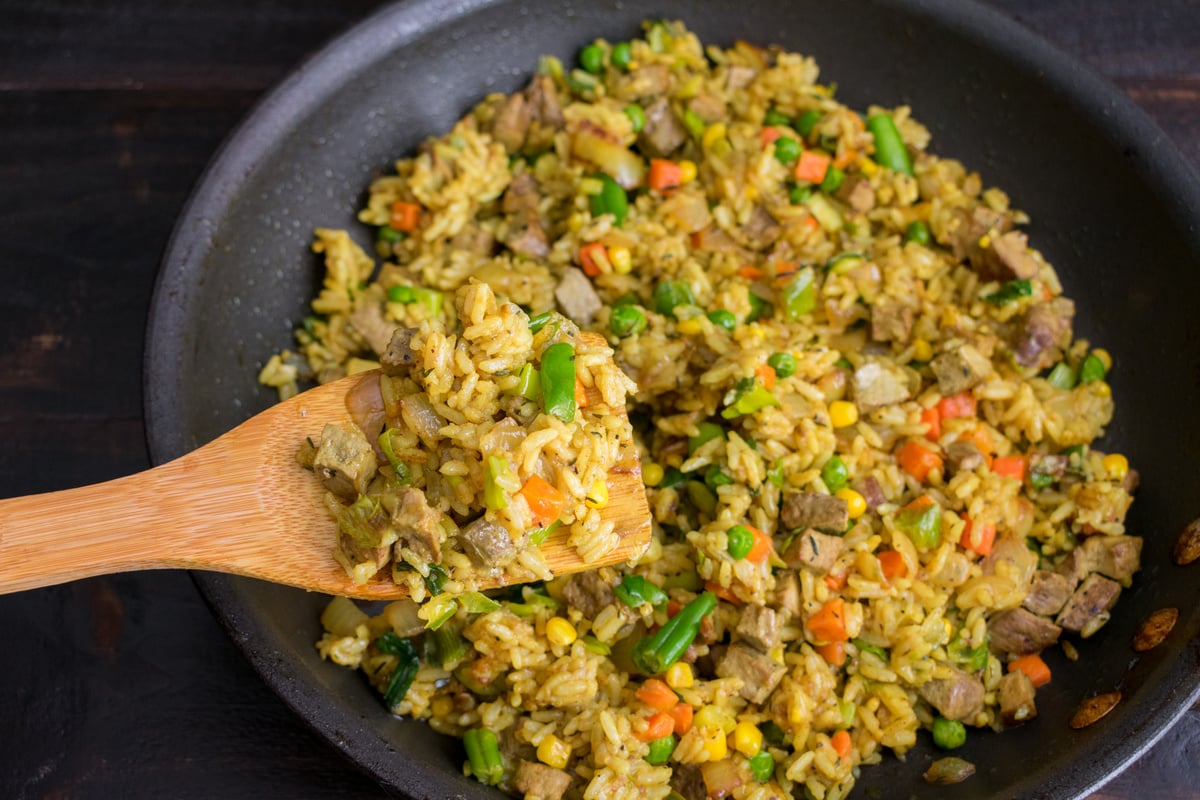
[{"xmin": 145, "ymin": 0, "xmax": 1200, "ymax": 797}]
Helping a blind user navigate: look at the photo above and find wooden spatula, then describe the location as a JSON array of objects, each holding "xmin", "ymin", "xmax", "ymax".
[{"xmin": 0, "ymin": 332, "xmax": 651, "ymax": 599}]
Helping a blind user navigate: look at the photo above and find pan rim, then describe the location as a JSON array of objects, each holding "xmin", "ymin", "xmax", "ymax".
[{"xmin": 144, "ymin": 0, "xmax": 1200, "ymax": 797}]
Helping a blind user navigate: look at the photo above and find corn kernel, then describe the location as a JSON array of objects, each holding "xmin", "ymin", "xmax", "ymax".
[
  {"xmin": 665, "ymin": 662, "xmax": 694, "ymax": 689},
  {"xmin": 346, "ymin": 357, "xmax": 381, "ymax": 375},
  {"xmin": 537, "ymin": 734, "xmax": 571, "ymax": 769},
  {"xmin": 1093, "ymin": 348, "xmax": 1113, "ymax": 372},
  {"xmin": 679, "ymin": 160, "xmax": 698, "ymax": 184},
  {"xmin": 546, "ymin": 617, "xmax": 577, "ymax": 646},
  {"xmin": 1094, "ymin": 381, "xmax": 1112, "ymax": 398},
  {"xmin": 610, "ymin": 246, "xmax": 633, "ymax": 274},
  {"xmin": 585, "ymin": 479, "xmax": 609, "ymax": 509},
  {"xmin": 676, "ymin": 317, "xmax": 704, "ymax": 335},
  {"xmin": 1102, "ymin": 453, "xmax": 1129, "ymax": 481},
  {"xmin": 702, "ymin": 122, "xmax": 727, "ymax": 150},
  {"xmin": 431, "ymin": 696, "xmax": 455, "ymax": 718},
  {"xmin": 858, "ymin": 156, "xmax": 879, "ymax": 176},
  {"xmin": 642, "ymin": 462, "xmax": 664, "ymax": 488},
  {"xmin": 912, "ymin": 339, "xmax": 934, "ymax": 362},
  {"xmin": 732, "ymin": 721, "xmax": 764, "ymax": 757},
  {"xmin": 695, "ymin": 704, "xmax": 737, "ymax": 734},
  {"xmin": 579, "ymin": 176, "xmax": 605, "ymax": 196},
  {"xmin": 829, "ymin": 400, "xmax": 859, "ymax": 428},
  {"xmin": 768, "ymin": 645, "xmax": 785, "ymax": 664},
  {"xmin": 567, "ymin": 213, "xmax": 585, "ymax": 232},
  {"xmin": 978, "ymin": 234, "xmax": 992, "ymax": 249},
  {"xmin": 837, "ymin": 488, "xmax": 867, "ymax": 519},
  {"xmin": 700, "ymin": 726, "xmax": 728, "ymax": 761},
  {"xmin": 744, "ymin": 183, "xmax": 759, "ymax": 200}
]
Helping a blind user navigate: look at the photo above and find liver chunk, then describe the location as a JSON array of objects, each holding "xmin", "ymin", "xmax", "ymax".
[
  {"xmin": 1013, "ymin": 298, "xmax": 1074, "ymax": 369},
  {"xmin": 944, "ymin": 440, "xmax": 986, "ymax": 473},
  {"xmin": 987, "ymin": 607, "xmax": 1062, "ymax": 656},
  {"xmin": 1056, "ymin": 573, "xmax": 1121, "ymax": 635},
  {"xmin": 774, "ymin": 570, "xmax": 803, "ymax": 617},
  {"xmin": 381, "ymin": 327, "xmax": 419, "ymax": 376},
  {"xmin": 930, "ymin": 344, "xmax": 991, "ymax": 395},
  {"xmin": 1022, "ymin": 570, "xmax": 1073, "ymax": 616},
  {"xmin": 314, "ymin": 423, "xmax": 377, "ymax": 502},
  {"xmin": 917, "ymin": 667, "xmax": 985, "ymax": 722},
  {"xmin": 392, "ymin": 487, "xmax": 444, "ymax": 563},
  {"xmin": 513, "ymin": 760, "xmax": 571, "ymax": 800},
  {"xmin": 782, "ymin": 529, "xmax": 844, "ymax": 574},
  {"xmin": 639, "ymin": 98, "xmax": 686, "ymax": 158},
  {"xmin": 459, "ymin": 516, "xmax": 521, "ymax": 566},
  {"xmin": 717, "ymin": 643, "xmax": 787, "ymax": 704},
  {"xmin": 870, "ymin": 298, "xmax": 914, "ymax": 343},
  {"xmin": 998, "ymin": 670, "xmax": 1038, "ymax": 727},
  {"xmin": 1076, "ymin": 535, "xmax": 1143, "ymax": 584},
  {"xmin": 735, "ymin": 605, "xmax": 785, "ymax": 652},
  {"xmin": 780, "ymin": 492, "xmax": 849, "ymax": 534}
]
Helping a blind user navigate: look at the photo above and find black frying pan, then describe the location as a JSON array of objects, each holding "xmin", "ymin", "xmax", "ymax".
[{"xmin": 143, "ymin": 0, "xmax": 1200, "ymax": 797}]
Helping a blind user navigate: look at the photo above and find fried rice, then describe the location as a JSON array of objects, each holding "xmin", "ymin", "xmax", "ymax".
[{"xmin": 260, "ymin": 20, "xmax": 1141, "ymax": 800}]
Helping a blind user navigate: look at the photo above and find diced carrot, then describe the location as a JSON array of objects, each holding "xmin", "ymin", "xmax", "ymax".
[
  {"xmin": 759, "ymin": 127, "xmax": 783, "ymax": 146},
  {"xmin": 961, "ymin": 517, "xmax": 996, "ymax": 556},
  {"xmin": 737, "ymin": 265, "xmax": 764, "ymax": 280},
  {"xmin": 877, "ymin": 549, "xmax": 907, "ymax": 580},
  {"xmin": 960, "ymin": 426, "xmax": 994, "ymax": 454},
  {"xmin": 937, "ymin": 392, "xmax": 977, "ymax": 421},
  {"xmin": 920, "ymin": 407, "xmax": 942, "ymax": 440},
  {"xmin": 390, "ymin": 201, "xmax": 421, "ymax": 233},
  {"xmin": 896, "ymin": 440, "xmax": 943, "ymax": 483},
  {"xmin": 666, "ymin": 599, "xmax": 682, "ymax": 618},
  {"xmin": 806, "ymin": 597, "xmax": 849, "ymax": 643},
  {"xmin": 636, "ymin": 679, "xmax": 679, "ymax": 711},
  {"xmin": 638, "ymin": 711, "xmax": 676, "ymax": 742},
  {"xmin": 833, "ymin": 148, "xmax": 857, "ymax": 170},
  {"xmin": 992, "ymin": 455, "xmax": 1027, "ymax": 482},
  {"xmin": 901, "ymin": 495, "xmax": 936, "ymax": 514},
  {"xmin": 745, "ymin": 526, "xmax": 773, "ymax": 563},
  {"xmin": 517, "ymin": 475, "xmax": 566, "ymax": 527},
  {"xmin": 802, "ymin": 215, "xmax": 819, "ymax": 230},
  {"xmin": 579, "ymin": 242, "xmax": 608, "ymax": 277},
  {"xmin": 705, "ymin": 580, "xmax": 742, "ymax": 605},
  {"xmin": 795, "ymin": 150, "xmax": 831, "ymax": 183},
  {"xmin": 1008, "ymin": 654, "xmax": 1052, "ymax": 688},
  {"xmin": 824, "ymin": 571, "xmax": 848, "ymax": 591},
  {"xmin": 575, "ymin": 376, "xmax": 589, "ymax": 409},
  {"xmin": 648, "ymin": 159, "xmax": 683, "ymax": 194},
  {"xmin": 689, "ymin": 232, "xmax": 702, "ymax": 249},
  {"xmin": 668, "ymin": 702, "xmax": 694, "ymax": 735},
  {"xmin": 830, "ymin": 730, "xmax": 853, "ymax": 760},
  {"xmin": 755, "ymin": 364, "xmax": 777, "ymax": 390},
  {"xmin": 816, "ymin": 641, "xmax": 846, "ymax": 667}
]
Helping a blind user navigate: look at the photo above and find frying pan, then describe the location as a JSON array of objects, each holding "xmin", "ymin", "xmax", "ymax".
[{"xmin": 143, "ymin": 0, "xmax": 1200, "ymax": 797}]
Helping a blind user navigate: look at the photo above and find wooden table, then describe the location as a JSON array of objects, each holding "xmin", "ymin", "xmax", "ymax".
[{"xmin": 0, "ymin": 1, "xmax": 1196, "ymax": 797}]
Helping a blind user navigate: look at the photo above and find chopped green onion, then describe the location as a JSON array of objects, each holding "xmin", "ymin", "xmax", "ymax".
[
  {"xmin": 819, "ymin": 164, "xmax": 846, "ymax": 194},
  {"xmin": 659, "ymin": 467, "xmax": 688, "ymax": 490},
  {"xmin": 707, "ymin": 309, "xmax": 737, "ymax": 331},
  {"xmin": 422, "ymin": 595, "xmax": 459, "ymax": 631},
  {"xmin": 984, "ymin": 279, "xmax": 1034, "ymax": 305},
  {"xmin": 905, "ymin": 220, "xmax": 931, "ymax": 246},
  {"xmin": 624, "ymin": 103, "xmax": 647, "ymax": 133},
  {"xmin": 529, "ymin": 519, "xmax": 561, "ymax": 546},
  {"xmin": 721, "ymin": 383, "xmax": 780, "ymax": 420},
  {"xmin": 582, "ymin": 635, "xmax": 611, "ymax": 655},
  {"xmin": 1030, "ymin": 470, "xmax": 1055, "ymax": 490},
  {"xmin": 895, "ymin": 499, "xmax": 942, "ymax": 549},
  {"xmin": 374, "ymin": 630, "xmax": 411, "ymax": 655},
  {"xmin": 748, "ymin": 750, "xmax": 775, "ymax": 782},
  {"xmin": 686, "ymin": 480, "xmax": 717, "ymax": 514},
  {"xmin": 850, "ymin": 637, "xmax": 888, "ymax": 662},
  {"xmin": 428, "ymin": 621, "xmax": 470, "ymax": 668},
  {"xmin": 821, "ymin": 455, "xmax": 849, "ymax": 492},
  {"xmin": 1046, "ymin": 362, "xmax": 1078, "ymax": 390},
  {"xmin": 704, "ymin": 464, "xmax": 734, "ymax": 490},
  {"xmin": 727, "ymin": 525, "xmax": 754, "ymax": 559},
  {"xmin": 509, "ymin": 363, "xmax": 541, "ymax": 401},
  {"xmin": 661, "ymin": 571, "xmax": 703, "ymax": 591},
  {"xmin": 654, "ymin": 279, "xmax": 695, "ymax": 318},
  {"xmin": 767, "ymin": 352, "xmax": 797, "ymax": 378},
  {"xmin": 378, "ymin": 429, "xmax": 413, "ymax": 486},
  {"xmin": 460, "ymin": 591, "xmax": 503, "ymax": 614},
  {"xmin": 774, "ymin": 136, "xmax": 801, "ymax": 165},
  {"xmin": 423, "ymin": 564, "xmax": 448, "ymax": 596},
  {"xmin": 764, "ymin": 108, "xmax": 791, "ymax": 127},
  {"xmin": 336, "ymin": 495, "xmax": 385, "ymax": 550},
  {"xmin": 484, "ymin": 456, "xmax": 511, "ymax": 510},
  {"xmin": 646, "ymin": 734, "xmax": 677, "ymax": 765},
  {"xmin": 590, "ymin": 173, "xmax": 629, "ymax": 224},
  {"xmin": 631, "ymin": 591, "xmax": 717, "ymax": 674},
  {"xmin": 610, "ymin": 304, "xmax": 647, "ymax": 337},
  {"xmin": 579, "ymin": 43, "xmax": 605, "ymax": 74},
  {"xmin": 463, "ymin": 728, "xmax": 504, "ymax": 785},
  {"xmin": 528, "ymin": 310, "xmax": 555, "ymax": 333},
  {"xmin": 688, "ymin": 421, "xmax": 725, "ymax": 454},
  {"xmin": 388, "ymin": 284, "xmax": 416, "ymax": 304},
  {"xmin": 931, "ymin": 717, "xmax": 966, "ymax": 750},
  {"xmin": 826, "ymin": 252, "xmax": 864, "ymax": 274},
  {"xmin": 615, "ymin": 575, "xmax": 669, "ymax": 609},
  {"xmin": 795, "ymin": 109, "xmax": 822, "ymax": 138},
  {"xmin": 410, "ymin": 286, "xmax": 443, "ymax": 316},
  {"xmin": 611, "ymin": 42, "xmax": 633, "ymax": 71},
  {"xmin": 837, "ymin": 698, "xmax": 856, "ymax": 728},
  {"xmin": 1079, "ymin": 353, "xmax": 1108, "ymax": 383},
  {"xmin": 539, "ymin": 342, "xmax": 577, "ymax": 423},
  {"xmin": 782, "ymin": 267, "xmax": 816, "ymax": 320},
  {"xmin": 381, "ymin": 635, "xmax": 420, "ymax": 711},
  {"xmin": 767, "ymin": 459, "xmax": 785, "ymax": 488},
  {"xmin": 866, "ymin": 113, "xmax": 914, "ymax": 176},
  {"xmin": 683, "ymin": 109, "xmax": 706, "ymax": 139}
]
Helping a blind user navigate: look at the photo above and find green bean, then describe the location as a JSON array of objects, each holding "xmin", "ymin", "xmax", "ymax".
[
  {"xmin": 590, "ymin": 173, "xmax": 629, "ymax": 224},
  {"xmin": 683, "ymin": 109, "xmax": 706, "ymax": 139},
  {"xmin": 378, "ymin": 225, "xmax": 404, "ymax": 243},
  {"xmin": 387, "ymin": 284, "xmax": 415, "ymax": 304},
  {"xmin": 632, "ymin": 591, "xmax": 717, "ymax": 674},
  {"xmin": 721, "ymin": 383, "xmax": 779, "ymax": 419},
  {"xmin": 411, "ymin": 286, "xmax": 443, "ymax": 316},
  {"xmin": 463, "ymin": 727, "xmax": 504, "ymax": 785},
  {"xmin": 624, "ymin": 103, "xmax": 647, "ymax": 133},
  {"xmin": 483, "ymin": 456, "xmax": 510, "ymax": 510},
  {"xmin": 686, "ymin": 480, "xmax": 717, "ymax": 515},
  {"xmin": 704, "ymin": 464, "xmax": 734, "ymax": 490},
  {"xmin": 795, "ymin": 109, "xmax": 822, "ymax": 138},
  {"xmin": 867, "ymin": 113, "xmax": 914, "ymax": 176},
  {"xmin": 819, "ymin": 164, "xmax": 846, "ymax": 194},
  {"xmin": 527, "ymin": 310, "xmax": 555, "ymax": 332},
  {"xmin": 789, "ymin": 184, "xmax": 813, "ymax": 205},
  {"xmin": 614, "ymin": 575, "xmax": 669, "ymax": 608},
  {"xmin": 509, "ymin": 363, "xmax": 541, "ymax": 401},
  {"xmin": 539, "ymin": 343, "xmax": 576, "ymax": 422},
  {"xmin": 746, "ymin": 293, "xmax": 770, "ymax": 323}
]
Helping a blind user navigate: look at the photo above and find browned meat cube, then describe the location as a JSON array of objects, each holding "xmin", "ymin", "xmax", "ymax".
[
  {"xmin": 459, "ymin": 516, "xmax": 521, "ymax": 566},
  {"xmin": 561, "ymin": 570, "xmax": 614, "ymax": 619},
  {"xmin": 987, "ymin": 608, "xmax": 1062, "ymax": 656},
  {"xmin": 687, "ymin": 91, "xmax": 726, "ymax": 123},
  {"xmin": 619, "ymin": 63, "xmax": 671, "ymax": 100},
  {"xmin": 945, "ymin": 206, "xmax": 1013, "ymax": 261},
  {"xmin": 717, "ymin": 643, "xmax": 787, "ymax": 704},
  {"xmin": 737, "ymin": 205, "xmax": 781, "ymax": 250},
  {"xmin": 854, "ymin": 476, "xmax": 887, "ymax": 511},
  {"xmin": 490, "ymin": 92, "xmax": 531, "ymax": 153},
  {"xmin": 774, "ymin": 570, "xmax": 803, "ymax": 617},
  {"xmin": 852, "ymin": 361, "xmax": 911, "ymax": 409},
  {"xmin": 781, "ymin": 492, "xmax": 849, "ymax": 534},
  {"xmin": 670, "ymin": 764, "xmax": 707, "ymax": 800},
  {"xmin": 1022, "ymin": 570, "xmax": 1073, "ymax": 616},
  {"xmin": 504, "ymin": 222, "xmax": 550, "ymax": 259},
  {"xmin": 1121, "ymin": 468, "xmax": 1140, "ymax": 494},
  {"xmin": 870, "ymin": 298, "xmax": 914, "ymax": 343},
  {"xmin": 314, "ymin": 423, "xmax": 378, "ymax": 502},
  {"xmin": 976, "ymin": 230, "xmax": 1039, "ymax": 282},
  {"xmin": 1013, "ymin": 298, "xmax": 1074, "ymax": 369},
  {"xmin": 639, "ymin": 98, "xmax": 687, "ymax": 158},
  {"xmin": 782, "ymin": 529, "xmax": 844, "ymax": 574},
  {"xmin": 503, "ymin": 173, "xmax": 541, "ymax": 215},
  {"xmin": 1057, "ymin": 573, "xmax": 1121, "ymax": 635},
  {"xmin": 836, "ymin": 176, "xmax": 876, "ymax": 213},
  {"xmin": 554, "ymin": 267, "xmax": 602, "ymax": 325},
  {"xmin": 998, "ymin": 670, "xmax": 1038, "ymax": 727},
  {"xmin": 381, "ymin": 327, "xmax": 419, "ymax": 376},
  {"xmin": 525, "ymin": 75, "xmax": 564, "ymax": 129},
  {"xmin": 930, "ymin": 344, "xmax": 991, "ymax": 395},
  {"xmin": 392, "ymin": 487, "xmax": 444, "ymax": 564},
  {"xmin": 944, "ymin": 440, "xmax": 986, "ymax": 473},
  {"xmin": 513, "ymin": 760, "xmax": 572, "ymax": 800},
  {"xmin": 349, "ymin": 302, "xmax": 397, "ymax": 356},
  {"xmin": 1076, "ymin": 535, "xmax": 1143, "ymax": 584},
  {"xmin": 917, "ymin": 667, "xmax": 985, "ymax": 722},
  {"xmin": 735, "ymin": 605, "xmax": 785, "ymax": 652}
]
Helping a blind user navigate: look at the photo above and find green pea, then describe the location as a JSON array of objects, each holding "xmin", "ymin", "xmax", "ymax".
[
  {"xmin": 821, "ymin": 455, "xmax": 849, "ymax": 492},
  {"xmin": 645, "ymin": 734, "xmax": 676, "ymax": 765},
  {"xmin": 774, "ymin": 136, "xmax": 801, "ymax": 166},
  {"xmin": 378, "ymin": 225, "xmax": 403, "ymax": 243},
  {"xmin": 706, "ymin": 309, "xmax": 737, "ymax": 331},
  {"xmin": 727, "ymin": 525, "xmax": 754, "ymax": 559},
  {"xmin": 1079, "ymin": 353, "xmax": 1108, "ymax": 383},
  {"xmin": 609, "ymin": 305, "xmax": 647, "ymax": 337},
  {"xmin": 624, "ymin": 104, "xmax": 647, "ymax": 134},
  {"xmin": 904, "ymin": 220, "xmax": 931, "ymax": 246},
  {"xmin": 611, "ymin": 42, "xmax": 633, "ymax": 70},
  {"xmin": 789, "ymin": 184, "xmax": 812, "ymax": 205},
  {"xmin": 579, "ymin": 43, "xmax": 605, "ymax": 74},
  {"xmin": 767, "ymin": 352, "xmax": 797, "ymax": 378},
  {"xmin": 764, "ymin": 108, "xmax": 792, "ymax": 127},
  {"xmin": 795, "ymin": 109, "xmax": 822, "ymax": 137},
  {"xmin": 748, "ymin": 750, "xmax": 775, "ymax": 783},
  {"xmin": 820, "ymin": 165, "xmax": 846, "ymax": 194},
  {"xmin": 654, "ymin": 279, "xmax": 695, "ymax": 318},
  {"xmin": 387, "ymin": 285, "xmax": 415, "ymax": 304},
  {"xmin": 932, "ymin": 716, "xmax": 966, "ymax": 750}
]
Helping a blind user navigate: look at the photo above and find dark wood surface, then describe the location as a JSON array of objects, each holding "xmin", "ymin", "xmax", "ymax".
[{"xmin": 1, "ymin": 1, "xmax": 1197, "ymax": 797}]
